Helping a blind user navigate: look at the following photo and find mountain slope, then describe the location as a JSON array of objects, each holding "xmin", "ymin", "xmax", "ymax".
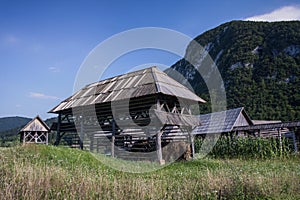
[
  {"xmin": 170, "ymin": 20, "xmax": 300, "ymax": 121},
  {"xmin": 0, "ymin": 116, "xmax": 31, "ymax": 132}
]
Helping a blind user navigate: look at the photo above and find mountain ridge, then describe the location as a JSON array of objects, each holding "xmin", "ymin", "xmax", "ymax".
[{"xmin": 0, "ymin": 116, "xmax": 31, "ymax": 132}]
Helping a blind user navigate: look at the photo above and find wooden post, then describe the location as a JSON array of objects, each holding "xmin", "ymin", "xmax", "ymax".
[
  {"xmin": 23, "ymin": 132, "xmax": 26, "ymax": 144},
  {"xmin": 291, "ymin": 131, "xmax": 298, "ymax": 153},
  {"xmin": 156, "ymin": 131, "xmax": 164, "ymax": 165},
  {"xmin": 54, "ymin": 113, "xmax": 62, "ymax": 146},
  {"xmin": 90, "ymin": 135, "xmax": 94, "ymax": 152},
  {"xmin": 34, "ymin": 132, "xmax": 38, "ymax": 143},
  {"xmin": 97, "ymin": 138, "xmax": 100, "ymax": 153},
  {"xmin": 111, "ymin": 119, "xmax": 115, "ymax": 157},
  {"xmin": 278, "ymin": 128, "xmax": 282, "ymax": 156},
  {"xmin": 257, "ymin": 129, "xmax": 261, "ymax": 152},
  {"xmin": 79, "ymin": 116, "xmax": 84, "ymax": 150},
  {"xmin": 288, "ymin": 128, "xmax": 298, "ymax": 153},
  {"xmin": 46, "ymin": 132, "xmax": 49, "ymax": 145},
  {"xmin": 189, "ymin": 132, "xmax": 195, "ymax": 159},
  {"xmin": 229, "ymin": 132, "xmax": 234, "ymax": 140}
]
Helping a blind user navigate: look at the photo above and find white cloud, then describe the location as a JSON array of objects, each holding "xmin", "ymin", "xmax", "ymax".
[
  {"xmin": 245, "ymin": 6, "xmax": 300, "ymax": 22},
  {"xmin": 29, "ymin": 92, "xmax": 60, "ymax": 100},
  {"xmin": 48, "ymin": 67, "xmax": 60, "ymax": 73}
]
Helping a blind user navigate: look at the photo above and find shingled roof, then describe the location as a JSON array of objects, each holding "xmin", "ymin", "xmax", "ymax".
[
  {"xmin": 193, "ymin": 107, "xmax": 253, "ymax": 134},
  {"xmin": 49, "ymin": 66, "xmax": 206, "ymax": 113}
]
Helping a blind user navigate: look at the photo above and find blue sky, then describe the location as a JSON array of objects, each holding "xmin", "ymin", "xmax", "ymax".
[{"xmin": 0, "ymin": 0, "xmax": 300, "ymax": 119}]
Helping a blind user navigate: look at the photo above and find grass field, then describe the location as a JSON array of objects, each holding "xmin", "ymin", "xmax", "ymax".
[{"xmin": 0, "ymin": 144, "xmax": 299, "ymax": 199}]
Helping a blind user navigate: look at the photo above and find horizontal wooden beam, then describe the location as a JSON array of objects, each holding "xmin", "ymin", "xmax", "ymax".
[{"xmin": 233, "ymin": 121, "xmax": 300, "ymax": 131}]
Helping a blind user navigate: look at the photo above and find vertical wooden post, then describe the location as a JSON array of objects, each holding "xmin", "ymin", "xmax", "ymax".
[
  {"xmin": 156, "ymin": 131, "xmax": 164, "ymax": 165},
  {"xmin": 79, "ymin": 116, "xmax": 84, "ymax": 150},
  {"xmin": 46, "ymin": 132, "xmax": 49, "ymax": 145},
  {"xmin": 90, "ymin": 135, "xmax": 94, "ymax": 152},
  {"xmin": 189, "ymin": 132, "xmax": 195, "ymax": 159},
  {"xmin": 54, "ymin": 113, "xmax": 62, "ymax": 146},
  {"xmin": 97, "ymin": 138, "xmax": 100, "ymax": 153},
  {"xmin": 111, "ymin": 119, "xmax": 115, "ymax": 157},
  {"xmin": 34, "ymin": 132, "xmax": 38, "ymax": 143},
  {"xmin": 229, "ymin": 132, "xmax": 234, "ymax": 140},
  {"xmin": 156, "ymin": 99, "xmax": 161, "ymax": 111},
  {"xmin": 291, "ymin": 131, "xmax": 298, "ymax": 153},
  {"xmin": 278, "ymin": 128, "xmax": 282, "ymax": 156},
  {"xmin": 257, "ymin": 129, "xmax": 261, "ymax": 152},
  {"xmin": 23, "ymin": 132, "xmax": 26, "ymax": 144}
]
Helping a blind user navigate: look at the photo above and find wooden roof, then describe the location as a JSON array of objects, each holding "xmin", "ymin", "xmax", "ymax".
[
  {"xmin": 193, "ymin": 107, "xmax": 253, "ymax": 134},
  {"xmin": 49, "ymin": 66, "xmax": 206, "ymax": 113},
  {"xmin": 19, "ymin": 115, "xmax": 50, "ymax": 132}
]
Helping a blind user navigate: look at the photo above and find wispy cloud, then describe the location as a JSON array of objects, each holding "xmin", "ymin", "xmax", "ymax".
[
  {"xmin": 29, "ymin": 92, "xmax": 60, "ymax": 100},
  {"xmin": 245, "ymin": 6, "xmax": 300, "ymax": 22},
  {"xmin": 48, "ymin": 67, "xmax": 60, "ymax": 73},
  {"xmin": 3, "ymin": 35, "xmax": 20, "ymax": 45}
]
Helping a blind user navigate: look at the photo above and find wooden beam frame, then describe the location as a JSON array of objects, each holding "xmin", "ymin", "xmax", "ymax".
[
  {"xmin": 111, "ymin": 119, "xmax": 116, "ymax": 157},
  {"xmin": 22, "ymin": 131, "xmax": 48, "ymax": 144},
  {"xmin": 156, "ymin": 130, "xmax": 164, "ymax": 165},
  {"xmin": 79, "ymin": 115, "xmax": 84, "ymax": 150},
  {"xmin": 54, "ymin": 113, "xmax": 62, "ymax": 146}
]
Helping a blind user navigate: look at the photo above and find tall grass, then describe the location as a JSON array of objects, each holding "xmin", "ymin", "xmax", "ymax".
[
  {"xmin": 0, "ymin": 144, "xmax": 299, "ymax": 199},
  {"xmin": 195, "ymin": 136, "xmax": 293, "ymax": 159}
]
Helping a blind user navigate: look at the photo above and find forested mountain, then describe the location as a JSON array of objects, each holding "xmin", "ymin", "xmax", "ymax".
[
  {"xmin": 0, "ymin": 117, "xmax": 31, "ymax": 132},
  {"xmin": 170, "ymin": 20, "xmax": 300, "ymax": 121}
]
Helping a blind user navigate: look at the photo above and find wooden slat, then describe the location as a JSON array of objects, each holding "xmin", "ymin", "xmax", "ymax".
[{"xmin": 233, "ymin": 121, "xmax": 300, "ymax": 131}]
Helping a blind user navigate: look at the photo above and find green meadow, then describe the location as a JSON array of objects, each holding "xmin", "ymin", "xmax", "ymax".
[{"xmin": 0, "ymin": 144, "xmax": 299, "ymax": 199}]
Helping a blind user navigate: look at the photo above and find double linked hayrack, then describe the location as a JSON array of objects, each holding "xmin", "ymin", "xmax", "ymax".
[{"xmin": 49, "ymin": 67, "xmax": 206, "ymax": 163}]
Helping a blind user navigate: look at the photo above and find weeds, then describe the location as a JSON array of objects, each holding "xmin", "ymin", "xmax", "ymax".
[{"xmin": 0, "ymin": 144, "xmax": 299, "ymax": 199}]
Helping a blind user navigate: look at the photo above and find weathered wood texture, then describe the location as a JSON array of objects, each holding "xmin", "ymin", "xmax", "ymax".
[
  {"xmin": 233, "ymin": 121, "xmax": 300, "ymax": 131},
  {"xmin": 19, "ymin": 116, "xmax": 50, "ymax": 145},
  {"xmin": 49, "ymin": 67, "xmax": 204, "ymax": 162}
]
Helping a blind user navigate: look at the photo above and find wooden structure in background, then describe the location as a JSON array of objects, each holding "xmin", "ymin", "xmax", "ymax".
[
  {"xmin": 193, "ymin": 107, "xmax": 300, "ymax": 152},
  {"xmin": 19, "ymin": 116, "xmax": 50, "ymax": 145},
  {"xmin": 233, "ymin": 121, "xmax": 300, "ymax": 152},
  {"xmin": 49, "ymin": 67, "xmax": 205, "ymax": 163}
]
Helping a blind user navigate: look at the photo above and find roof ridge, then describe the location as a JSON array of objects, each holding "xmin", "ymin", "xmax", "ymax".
[
  {"xmin": 150, "ymin": 66, "xmax": 161, "ymax": 93},
  {"xmin": 85, "ymin": 66, "xmax": 156, "ymax": 88}
]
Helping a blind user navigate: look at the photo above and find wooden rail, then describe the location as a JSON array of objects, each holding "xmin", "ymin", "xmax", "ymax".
[{"xmin": 233, "ymin": 121, "xmax": 300, "ymax": 131}]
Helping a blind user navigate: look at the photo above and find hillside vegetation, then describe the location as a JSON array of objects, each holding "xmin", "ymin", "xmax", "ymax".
[
  {"xmin": 0, "ymin": 116, "xmax": 30, "ymax": 132},
  {"xmin": 0, "ymin": 144, "xmax": 299, "ymax": 199},
  {"xmin": 171, "ymin": 20, "xmax": 300, "ymax": 121}
]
